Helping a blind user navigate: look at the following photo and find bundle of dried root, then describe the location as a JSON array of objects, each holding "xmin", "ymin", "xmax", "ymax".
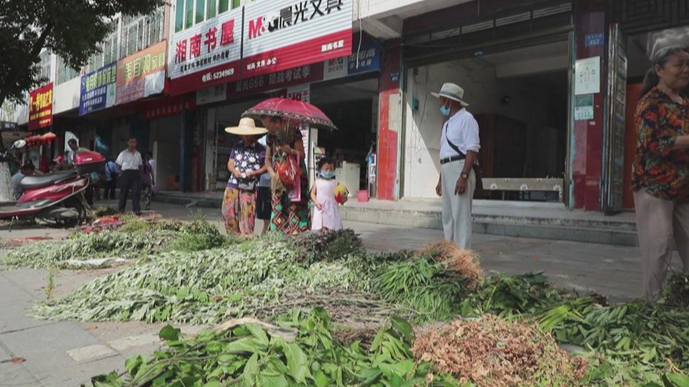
[
  {"xmin": 416, "ymin": 240, "xmax": 482, "ymax": 285},
  {"xmin": 412, "ymin": 315, "xmax": 588, "ymax": 387}
]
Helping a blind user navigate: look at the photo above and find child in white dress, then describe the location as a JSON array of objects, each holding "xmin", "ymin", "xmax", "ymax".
[{"xmin": 311, "ymin": 157, "xmax": 344, "ymax": 231}]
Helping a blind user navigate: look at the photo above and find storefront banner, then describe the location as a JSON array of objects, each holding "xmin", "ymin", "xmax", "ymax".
[
  {"xmin": 168, "ymin": 7, "xmax": 242, "ymax": 95},
  {"xmin": 324, "ymin": 33, "xmax": 381, "ymax": 80},
  {"xmin": 116, "ymin": 41, "xmax": 167, "ymax": 105},
  {"xmin": 226, "ymin": 62, "xmax": 324, "ymax": 100},
  {"xmin": 242, "ymin": 0, "xmax": 353, "ymax": 78},
  {"xmin": 140, "ymin": 95, "xmax": 196, "ymax": 120},
  {"xmin": 197, "ymin": 84, "xmax": 227, "ymax": 105},
  {"xmin": 79, "ymin": 62, "xmax": 117, "ymax": 116},
  {"xmin": 28, "ymin": 83, "xmax": 53, "ymax": 131}
]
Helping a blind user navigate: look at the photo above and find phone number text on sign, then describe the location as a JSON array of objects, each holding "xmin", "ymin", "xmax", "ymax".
[{"xmin": 202, "ymin": 68, "xmax": 235, "ymax": 83}]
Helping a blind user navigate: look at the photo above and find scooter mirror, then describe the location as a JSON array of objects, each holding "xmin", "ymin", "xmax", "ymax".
[{"xmin": 13, "ymin": 140, "xmax": 26, "ymax": 149}]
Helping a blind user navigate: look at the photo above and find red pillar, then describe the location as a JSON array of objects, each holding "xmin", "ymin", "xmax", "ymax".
[
  {"xmin": 377, "ymin": 40, "xmax": 401, "ymax": 201},
  {"xmin": 571, "ymin": 0, "xmax": 607, "ymax": 210}
]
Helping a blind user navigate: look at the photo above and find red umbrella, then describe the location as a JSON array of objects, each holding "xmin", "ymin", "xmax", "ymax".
[{"xmin": 242, "ymin": 98, "xmax": 337, "ymax": 130}]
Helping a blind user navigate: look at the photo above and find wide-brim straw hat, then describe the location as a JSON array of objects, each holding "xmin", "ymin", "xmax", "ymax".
[
  {"xmin": 225, "ymin": 117, "xmax": 268, "ymax": 136},
  {"xmin": 431, "ymin": 83, "xmax": 470, "ymax": 107}
]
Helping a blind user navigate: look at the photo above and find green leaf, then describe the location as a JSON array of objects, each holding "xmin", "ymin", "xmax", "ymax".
[
  {"xmin": 359, "ymin": 368, "xmax": 383, "ymax": 386},
  {"xmin": 314, "ymin": 371, "xmax": 330, "ymax": 387},
  {"xmin": 158, "ymin": 325, "xmax": 181, "ymax": 341},
  {"xmin": 242, "ymin": 353, "xmax": 259, "ymax": 387},
  {"xmin": 283, "ymin": 343, "xmax": 309, "ymax": 383},
  {"xmin": 390, "ymin": 317, "xmax": 413, "ymax": 342},
  {"xmin": 379, "ymin": 360, "xmax": 414, "ymax": 378},
  {"xmin": 258, "ymin": 373, "xmax": 288, "ymax": 387},
  {"xmin": 247, "ymin": 324, "xmax": 270, "ymax": 347},
  {"xmin": 124, "ymin": 355, "xmax": 144, "ymax": 377},
  {"xmin": 666, "ymin": 374, "xmax": 689, "ymax": 387},
  {"xmin": 226, "ymin": 337, "xmax": 263, "ymax": 354},
  {"xmin": 203, "ymin": 381, "xmax": 222, "ymax": 387},
  {"xmin": 206, "ymin": 341, "xmax": 225, "ymax": 354}
]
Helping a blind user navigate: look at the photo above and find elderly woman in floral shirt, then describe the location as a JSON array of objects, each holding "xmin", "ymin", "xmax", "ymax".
[
  {"xmin": 633, "ymin": 46, "xmax": 689, "ymax": 302},
  {"xmin": 221, "ymin": 118, "xmax": 268, "ymax": 236}
]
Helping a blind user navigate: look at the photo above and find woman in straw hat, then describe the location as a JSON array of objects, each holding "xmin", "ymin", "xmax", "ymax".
[{"xmin": 221, "ymin": 118, "xmax": 268, "ymax": 235}]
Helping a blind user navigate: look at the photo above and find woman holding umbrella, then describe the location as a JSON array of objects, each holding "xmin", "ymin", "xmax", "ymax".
[
  {"xmin": 244, "ymin": 98, "xmax": 339, "ymax": 236},
  {"xmin": 261, "ymin": 115, "xmax": 311, "ymax": 235}
]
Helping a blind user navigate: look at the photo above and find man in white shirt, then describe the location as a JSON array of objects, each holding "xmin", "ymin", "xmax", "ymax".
[
  {"xmin": 432, "ymin": 83, "xmax": 481, "ymax": 249},
  {"xmin": 66, "ymin": 139, "xmax": 87, "ymax": 164},
  {"xmin": 115, "ymin": 136, "xmax": 144, "ymax": 215}
]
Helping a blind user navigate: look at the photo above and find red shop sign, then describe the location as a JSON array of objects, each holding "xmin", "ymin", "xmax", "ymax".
[{"xmin": 29, "ymin": 83, "xmax": 53, "ymax": 131}]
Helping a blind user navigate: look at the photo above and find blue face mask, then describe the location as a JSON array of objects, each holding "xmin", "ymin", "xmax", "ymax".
[
  {"xmin": 320, "ymin": 171, "xmax": 335, "ymax": 179},
  {"xmin": 440, "ymin": 105, "xmax": 451, "ymax": 116}
]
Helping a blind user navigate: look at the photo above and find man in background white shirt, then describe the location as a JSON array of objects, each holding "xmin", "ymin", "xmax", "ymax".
[
  {"xmin": 432, "ymin": 83, "xmax": 481, "ymax": 249},
  {"xmin": 115, "ymin": 136, "xmax": 143, "ymax": 215}
]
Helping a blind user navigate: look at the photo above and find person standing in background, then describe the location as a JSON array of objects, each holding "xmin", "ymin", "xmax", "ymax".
[
  {"xmin": 432, "ymin": 83, "xmax": 481, "ymax": 250},
  {"xmin": 116, "ymin": 137, "xmax": 143, "ymax": 215},
  {"xmin": 632, "ymin": 46, "xmax": 689, "ymax": 302},
  {"xmin": 256, "ymin": 134, "xmax": 272, "ymax": 235},
  {"xmin": 104, "ymin": 157, "xmax": 120, "ymax": 200},
  {"xmin": 146, "ymin": 151, "xmax": 156, "ymax": 186}
]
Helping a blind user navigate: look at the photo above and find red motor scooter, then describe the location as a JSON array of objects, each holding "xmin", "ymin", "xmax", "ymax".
[{"xmin": 0, "ymin": 142, "xmax": 106, "ymax": 230}]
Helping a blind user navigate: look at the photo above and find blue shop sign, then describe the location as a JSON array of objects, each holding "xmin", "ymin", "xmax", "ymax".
[
  {"xmin": 324, "ymin": 33, "xmax": 381, "ymax": 80},
  {"xmin": 585, "ymin": 33, "xmax": 605, "ymax": 47},
  {"xmin": 79, "ymin": 62, "xmax": 117, "ymax": 116}
]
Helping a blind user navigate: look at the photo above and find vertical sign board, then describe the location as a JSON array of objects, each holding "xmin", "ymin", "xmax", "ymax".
[
  {"xmin": 168, "ymin": 7, "xmax": 243, "ymax": 95},
  {"xmin": 28, "ymin": 83, "xmax": 53, "ymax": 131},
  {"xmin": 284, "ymin": 84, "xmax": 313, "ymax": 183},
  {"xmin": 242, "ymin": 0, "xmax": 353, "ymax": 78},
  {"xmin": 80, "ymin": 63, "xmax": 117, "ymax": 116},
  {"xmin": 116, "ymin": 40, "xmax": 167, "ymax": 105},
  {"xmin": 602, "ymin": 24, "xmax": 628, "ymax": 213}
]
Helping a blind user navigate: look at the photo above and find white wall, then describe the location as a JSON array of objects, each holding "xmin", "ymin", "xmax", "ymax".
[
  {"xmin": 53, "ymin": 77, "xmax": 81, "ymax": 115},
  {"xmin": 403, "ymin": 59, "xmax": 559, "ymax": 198}
]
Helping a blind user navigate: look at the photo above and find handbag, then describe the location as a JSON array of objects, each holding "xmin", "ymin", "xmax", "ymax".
[
  {"xmin": 276, "ymin": 152, "xmax": 300, "ymax": 189},
  {"xmin": 446, "ymin": 135, "xmax": 484, "ymax": 199},
  {"xmin": 237, "ymin": 178, "xmax": 257, "ymax": 191}
]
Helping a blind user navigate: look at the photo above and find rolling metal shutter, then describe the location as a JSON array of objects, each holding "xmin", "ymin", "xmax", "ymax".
[{"xmin": 611, "ymin": 0, "xmax": 689, "ymax": 35}]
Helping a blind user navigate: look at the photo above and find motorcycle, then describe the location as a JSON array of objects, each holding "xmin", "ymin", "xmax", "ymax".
[{"xmin": 0, "ymin": 140, "xmax": 106, "ymax": 231}]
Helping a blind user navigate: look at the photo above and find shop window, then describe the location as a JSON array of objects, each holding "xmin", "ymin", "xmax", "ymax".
[
  {"xmin": 57, "ymin": 56, "xmax": 79, "ymax": 85},
  {"xmin": 207, "ymin": 0, "xmax": 217, "ymax": 19},
  {"xmin": 185, "ymin": 0, "xmax": 194, "ymax": 28},
  {"xmin": 175, "ymin": 0, "xmax": 184, "ymax": 32},
  {"xmin": 219, "ymin": 0, "xmax": 229, "ymax": 13},
  {"xmin": 196, "ymin": 0, "xmax": 205, "ymax": 24}
]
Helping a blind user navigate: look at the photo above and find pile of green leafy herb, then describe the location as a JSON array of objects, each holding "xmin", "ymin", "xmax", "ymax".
[
  {"xmin": 0, "ymin": 231, "xmax": 173, "ymax": 269},
  {"xmin": 88, "ymin": 308, "xmax": 463, "ymax": 387},
  {"xmin": 375, "ymin": 255, "xmax": 466, "ymax": 322},
  {"xmin": 32, "ymin": 236, "xmax": 403, "ymax": 325},
  {"xmin": 291, "ymin": 229, "xmax": 364, "ymax": 265}
]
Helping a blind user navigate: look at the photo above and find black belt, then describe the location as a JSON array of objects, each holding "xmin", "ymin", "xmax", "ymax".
[{"xmin": 440, "ymin": 154, "xmax": 466, "ymax": 165}]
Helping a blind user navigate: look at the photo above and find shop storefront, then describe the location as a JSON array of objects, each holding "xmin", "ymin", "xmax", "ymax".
[
  {"xmin": 199, "ymin": 34, "xmax": 382, "ymax": 195},
  {"xmin": 607, "ymin": 0, "xmax": 689, "ymax": 211},
  {"xmin": 401, "ymin": 0, "xmax": 574, "ymax": 202}
]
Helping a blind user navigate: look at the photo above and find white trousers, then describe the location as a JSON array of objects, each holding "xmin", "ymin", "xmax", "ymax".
[
  {"xmin": 441, "ymin": 160, "xmax": 475, "ymax": 249},
  {"xmin": 633, "ymin": 190, "xmax": 689, "ymax": 301}
]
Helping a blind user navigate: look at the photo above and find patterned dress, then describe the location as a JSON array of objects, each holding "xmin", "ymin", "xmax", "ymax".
[
  {"xmin": 268, "ymin": 130, "xmax": 311, "ymax": 235},
  {"xmin": 221, "ymin": 141, "xmax": 266, "ymax": 235},
  {"xmin": 632, "ymin": 87, "xmax": 689, "ymax": 201}
]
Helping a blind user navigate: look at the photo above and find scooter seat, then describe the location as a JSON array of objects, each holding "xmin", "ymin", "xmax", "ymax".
[{"xmin": 20, "ymin": 170, "xmax": 78, "ymax": 190}]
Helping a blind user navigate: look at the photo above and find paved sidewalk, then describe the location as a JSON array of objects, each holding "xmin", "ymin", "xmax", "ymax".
[{"xmin": 0, "ymin": 201, "xmax": 678, "ymax": 386}]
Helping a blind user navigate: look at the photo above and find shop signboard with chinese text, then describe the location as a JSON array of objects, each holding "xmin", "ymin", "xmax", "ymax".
[
  {"xmin": 226, "ymin": 63, "xmax": 324, "ymax": 100},
  {"xmin": 242, "ymin": 0, "xmax": 353, "ymax": 78},
  {"xmin": 116, "ymin": 41, "xmax": 167, "ymax": 105},
  {"xmin": 79, "ymin": 63, "xmax": 117, "ymax": 115},
  {"xmin": 324, "ymin": 33, "xmax": 381, "ymax": 80},
  {"xmin": 168, "ymin": 8, "xmax": 242, "ymax": 95},
  {"xmin": 28, "ymin": 83, "xmax": 53, "ymax": 131}
]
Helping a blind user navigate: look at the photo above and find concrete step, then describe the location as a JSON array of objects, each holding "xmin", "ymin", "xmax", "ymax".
[
  {"xmin": 339, "ymin": 204, "xmax": 638, "ymax": 247},
  {"xmin": 153, "ymin": 193, "xmax": 639, "ymax": 247}
]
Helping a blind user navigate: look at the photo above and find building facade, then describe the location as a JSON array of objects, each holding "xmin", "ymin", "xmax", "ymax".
[{"xmin": 8, "ymin": 0, "xmax": 689, "ymax": 212}]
